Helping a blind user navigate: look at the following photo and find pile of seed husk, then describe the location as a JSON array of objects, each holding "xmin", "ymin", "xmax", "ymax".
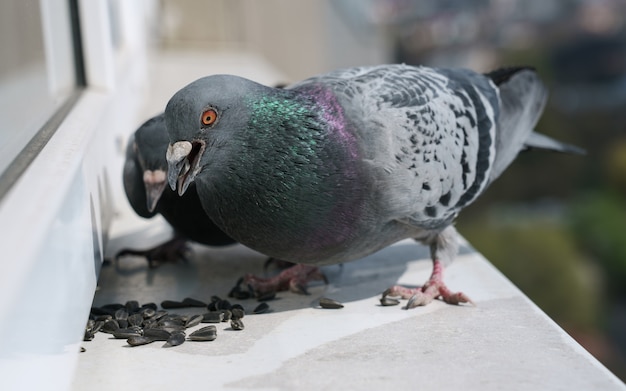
[{"xmin": 84, "ymin": 297, "xmax": 270, "ymax": 348}]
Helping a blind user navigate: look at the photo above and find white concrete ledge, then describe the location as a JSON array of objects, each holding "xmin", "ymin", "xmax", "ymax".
[{"xmin": 72, "ymin": 211, "xmax": 625, "ymax": 390}]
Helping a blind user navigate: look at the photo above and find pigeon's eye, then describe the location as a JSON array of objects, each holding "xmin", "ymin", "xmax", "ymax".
[{"xmin": 201, "ymin": 108, "xmax": 218, "ymax": 127}]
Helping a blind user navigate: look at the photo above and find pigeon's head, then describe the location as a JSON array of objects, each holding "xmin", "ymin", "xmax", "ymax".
[
  {"xmin": 133, "ymin": 114, "xmax": 169, "ymax": 212},
  {"xmin": 164, "ymin": 74, "xmax": 266, "ymax": 195}
]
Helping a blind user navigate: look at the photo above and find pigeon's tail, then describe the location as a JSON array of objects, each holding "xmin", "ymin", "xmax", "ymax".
[
  {"xmin": 486, "ymin": 67, "xmax": 548, "ymax": 181},
  {"xmin": 523, "ymin": 131, "xmax": 586, "ymax": 155}
]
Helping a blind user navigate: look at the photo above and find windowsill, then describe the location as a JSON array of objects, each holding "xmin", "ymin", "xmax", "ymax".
[
  {"xmin": 72, "ymin": 49, "xmax": 624, "ymax": 390},
  {"xmin": 76, "ymin": 229, "xmax": 625, "ymax": 390}
]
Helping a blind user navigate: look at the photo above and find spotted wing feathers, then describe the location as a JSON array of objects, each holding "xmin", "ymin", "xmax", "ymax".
[
  {"xmin": 292, "ymin": 65, "xmax": 559, "ymax": 230},
  {"xmin": 299, "ymin": 66, "xmax": 497, "ymax": 227}
]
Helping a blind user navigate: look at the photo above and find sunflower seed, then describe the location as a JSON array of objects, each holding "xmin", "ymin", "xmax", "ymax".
[
  {"xmin": 140, "ymin": 307, "xmax": 156, "ymax": 319},
  {"xmin": 230, "ymin": 318, "xmax": 244, "ymax": 330},
  {"xmin": 141, "ymin": 302, "xmax": 158, "ymax": 311},
  {"xmin": 143, "ymin": 328, "xmax": 171, "ymax": 341},
  {"xmin": 142, "ymin": 318, "xmax": 158, "ymax": 329},
  {"xmin": 319, "ymin": 297, "xmax": 344, "ymax": 309},
  {"xmin": 128, "ymin": 313, "xmax": 144, "ymax": 327},
  {"xmin": 113, "ymin": 328, "xmax": 142, "ymax": 339},
  {"xmin": 231, "ymin": 307, "xmax": 245, "ymax": 320},
  {"xmin": 201, "ymin": 312, "xmax": 224, "ymax": 323},
  {"xmin": 91, "ymin": 320, "xmax": 104, "ymax": 333},
  {"xmin": 115, "ymin": 309, "xmax": 129, "ymax": 328},
  {"xmin": 159, "ymin": 318, "xmax": 185, "ymax": 328},
  {"xmin": 94, "ymin": 314, "xmax": 113, "ymax": 322},
  {"xmin": 379, "ymin": 297, "xmax": 400, "ymax": 306},
  {"xmin": 127, "ymin": 336, "xmax": 155, "ymax": 347},
  {"xmin": 84, "ymin": 329, "xmax": 96, "ymax": 341},
  {"xmin": 125, "ymin": 300, "xmax": 140, "ymax": 313},
  {"xmin": 159, "ymin": 325, "xmax": 186, "ymax": 333},
  {"xmin": 114, "ymin": 308, "xmax": 128, "ymax": 321},
  {"xmin": 253, "ymin": 302, "xmax": 270, "ymax": 314},
  {"xmin": 220, "ymin": 309, "xmax": 232, "ymax": 322},
  {"xmin": 185, "ymin": 314, "xmax": 203, "ymax": 328},
  {"xmin": 228, "ymin": 285, "xmax": 252, "ymax": 300},
  {"xmin": 161, "ymin": 300, "xmax": 185, "ymax": 309},
  {"xmin": 99, "ymin": 303, "xmax": 125, "ymax": 314},
  {"xmin": 100, "ymin": 319, "xmax": 120, "ymax": 334},
  {"xmin": 188, "ymin": 326, "xmax": 217, "ymax": 341},
  {"xmin": 165, "ymin": 331, "xmax": 186, "ymax": 347},
  {"xmin": 181, "ymin": 297, "xmax": 207, "ymax": 307},
  {"xmin": 153, "ymin": 310, "xmax": 169, "ymax": 321}
]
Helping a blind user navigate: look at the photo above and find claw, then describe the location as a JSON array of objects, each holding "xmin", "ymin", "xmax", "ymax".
[
  {"xmin": 289, "ymin": 281, "xmax": 309, "ymax": 295},
  {"xmin": 382, "ymin": 259, "xmax": 473, "ymax": 309},
  {"xmin": 405, "ymin": 292, "xmax": 434, "ymax": 309},
  {"xmin": 442, "ymin": 292, "xmax": 474, "ymax": 306}
]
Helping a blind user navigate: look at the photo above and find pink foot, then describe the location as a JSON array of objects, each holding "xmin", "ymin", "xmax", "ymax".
[
  {"xmin": 242, "ymin": 264, "xmax": 327, "ymax": 296},
  {"xmin": 382, "ymin": 259, "xmax": 473, "ymax": 308},
  {"xmin": 116, "ymin": 236, "xmax": 191, "ymax": 268}
]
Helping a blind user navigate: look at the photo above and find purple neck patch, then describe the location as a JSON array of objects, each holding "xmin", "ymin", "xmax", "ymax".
[
  {"xmin": 305, "ymin": 85, "xmax": 359, "ymax": 161},
  {"xmin": 298, "ymin": 84, "xmax": 366, "ymax": 250}
]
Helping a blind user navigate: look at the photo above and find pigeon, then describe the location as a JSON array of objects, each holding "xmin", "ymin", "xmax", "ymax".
[
  {"xmin": 119, "ymin": 114, "xmax": 236, "ymax": 267},
  {"xmin": 164, "ymin": 64, "xmax": 583, "ymax": 307}
]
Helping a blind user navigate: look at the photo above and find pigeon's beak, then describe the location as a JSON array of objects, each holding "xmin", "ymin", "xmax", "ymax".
[
  {"xmin": 143, "ymin": 169, "xmax": 167, "ymax": 213},
  {"xmin": 166, "ymin": 140, "xmax": 205, "ymax": 196}
]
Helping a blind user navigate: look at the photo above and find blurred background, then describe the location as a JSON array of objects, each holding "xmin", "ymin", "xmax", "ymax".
[{"xmin": 150, "ymin": 0, "xmax": 626, "ymax": 379}]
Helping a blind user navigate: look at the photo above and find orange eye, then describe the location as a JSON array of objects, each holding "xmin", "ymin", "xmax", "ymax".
[{"xmin": 201, "ymin": 108, "xmax": 218, "ymax": 127}]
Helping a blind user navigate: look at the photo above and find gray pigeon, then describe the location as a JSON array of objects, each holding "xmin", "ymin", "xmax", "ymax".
[
  {"xmin": 119, "ymin": 114, "xmax": 235, "ymax": 267},
  {"xmin": 164, "ymin": 65, "xmax": 583, "ymax": 307}
]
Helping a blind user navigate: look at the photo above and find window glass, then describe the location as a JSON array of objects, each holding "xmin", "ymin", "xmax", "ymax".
[{"xmin": 0, "ymin": 0, "xmax": 76, "ymax": 175}]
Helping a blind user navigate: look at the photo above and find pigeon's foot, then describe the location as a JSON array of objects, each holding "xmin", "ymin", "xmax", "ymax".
[
  {"xmin": 382, "ymin": 259, "xmax": 473, "ymax": 308},
  {"xmin": 243, "ymin": 264, "xmax": 327, "ymax": 296},
  {"xmin": 115, "ymin": 236, "xmax": 191, "ymax": 268}
]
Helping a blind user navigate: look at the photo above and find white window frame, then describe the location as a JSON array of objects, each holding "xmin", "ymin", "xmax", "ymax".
[{"xmin": 0, "ymin": 1, "xmax": 155, "ymax": 389}]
